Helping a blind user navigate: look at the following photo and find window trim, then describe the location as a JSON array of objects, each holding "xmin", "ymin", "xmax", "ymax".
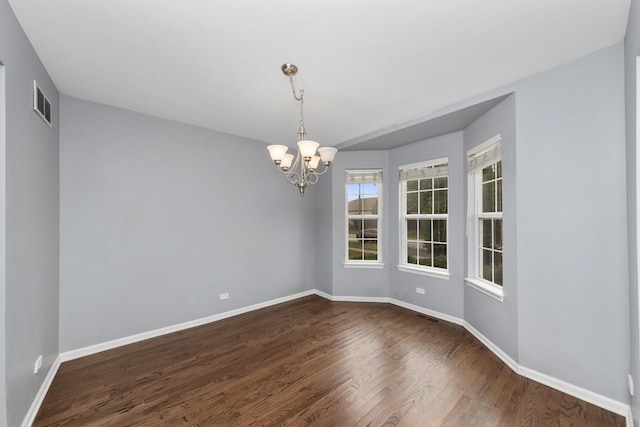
[
  {"xmin": 398, "ymin": 157, "xmax": 449, "ymax": 278},
  {"xmin": 344, "ymin": 169, "xmax": 384, "ymax": 268},
  {"xmin": 465, "ymin": 135, "xmax": 504, "ymax": 302}
]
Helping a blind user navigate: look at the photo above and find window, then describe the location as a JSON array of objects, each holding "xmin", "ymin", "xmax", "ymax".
[
  {"xmin": 478, "ymin": 160, "xmax": 503, "ymax": 285},
  {"xmin": 466, "ymin": 136, "xmax": 503, "ymax": 301},
  {"xmin": 345, "ymin": 170, "xmax": 383, "ymax": 267},
  {"xmin": 398, "ymin": 158, "xmax": 449, "ymax": 278}
]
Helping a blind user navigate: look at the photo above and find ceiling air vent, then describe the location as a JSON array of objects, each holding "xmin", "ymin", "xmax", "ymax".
[{"xmin": 33, "ymin": 80, "xmax": 52, "ymax": 127}]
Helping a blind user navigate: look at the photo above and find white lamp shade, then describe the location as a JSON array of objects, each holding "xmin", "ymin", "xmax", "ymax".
[
  {"xmin": 267, "ymin": 144, "xmax": 288, "ymax": 162},
  {"xmin": 309, "ymin": 156, "xmax": 321, "ymax": 170},
  {"xmin": 318, "ymin": 147, "xmax": 338, "ymax": 163},
  {"xmin": 281, "ymin": 153, "xmax": 294, "ymax": 168},
  {"xmin": 297, "ymin": 140, "xmax": 319, "ymax": 158}
]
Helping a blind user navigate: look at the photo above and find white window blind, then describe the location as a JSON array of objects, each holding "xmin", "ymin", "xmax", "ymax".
[
  {"xmin": 468, "ymin": 142, "xmax": 501, "ymax": 174},
  {"xmin": 399, "ymin": 164, "xmax": 448, "ymax": 181},
  {"xmin": 345, "ymin": 170, "xmax": 383, "ymax": 183}
]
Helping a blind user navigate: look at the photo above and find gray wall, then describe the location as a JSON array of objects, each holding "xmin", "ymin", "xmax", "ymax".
[
  {"xmin": 463, "ymin": 95, "xmax": 518, "ymax": 360},
  {"xmin": 625, "ymin": 0, "xmax": 640, "ymax": 423},
  {"xmin": 388, "ymin": 132, "xmax": 465, "ymax": 318},
  {"xmin": 59, "ymin": 96, "xmax": 315, "ymax": 351},
  {"xmin": 314, "ymin": 169, "xmax": 333, "ymax": 295},
  {"xmin": 0, "ymin": 1, "xmax": 61, "ymax": 425},
  {"xmin": 515, "ymin": 44, "xmax": 628, "ymax": 402},
  {"xmin": 0, "ymin": 60, "xmax": 6, "ymax": 427},
  {"xmin": 328, "ymin": 151, "xmax": 390, "ymax": 297}
]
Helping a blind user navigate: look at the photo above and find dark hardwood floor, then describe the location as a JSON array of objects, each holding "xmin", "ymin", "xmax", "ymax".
[{"xmin": 34, "ymin": 296, "xmax": 625, "ymax": 426}]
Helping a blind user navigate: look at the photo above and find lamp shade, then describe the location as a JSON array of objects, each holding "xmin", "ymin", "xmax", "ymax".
[
  {"xmin": 309, "ymin": 156, "xmax": 321, "ymax": 170},
  {"xmin": 267, "ymin": 144, "xmax": 288, "ymax": 162},
  {"xmin": 280, "ymin": 153, "xmax": 294, "ymax": 169},
  {"xmin": 318, "ymin": 147, "xmax": 338, "ymax": 164},
  {"xmin": 297, "ymin": 140, "xmax": 319, "ymax": 159}
]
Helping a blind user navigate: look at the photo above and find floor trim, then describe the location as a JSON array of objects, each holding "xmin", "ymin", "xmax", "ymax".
[
  {"xmin": 31, "ymin": 289, "xmax": 631, "ymax": 426},
  {"xmin": 60, "ymin": 289, "xmax": 315, "ymax": 363},
  {"xmin": 21, "ymin": 355, "xmax": 61, "ymax": 427}
]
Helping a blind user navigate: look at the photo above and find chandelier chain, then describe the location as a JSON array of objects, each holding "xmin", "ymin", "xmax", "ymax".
[{"xmin": 288, "ymin": 76, "xmax": 304, "ymax": 129}]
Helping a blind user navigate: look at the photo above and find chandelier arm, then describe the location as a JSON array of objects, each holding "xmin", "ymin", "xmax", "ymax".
[
  {"xmin": 311, "ymin": 163, "xmax": 331, "ymax": 176},
  {"xmin": 286, "ymin": 171, "xmax": 300, "ymax": 186},
  {"xmin": 307, "ymin": 172, "xmax": 319, "ymax": 185}
]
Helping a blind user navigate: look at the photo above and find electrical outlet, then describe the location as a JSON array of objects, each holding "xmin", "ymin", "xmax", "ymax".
[
  {"xmin": 34, "ymin": 355, "xmax": 42, "ymax": 374},
  {"xmin": 629, "ymin": 374, "xmax": 635, "ymax": 396},
  {"xmin": 416, "ymin": 287, "xmax": 425, "ymax": 295},
  {"xmin": 219, "ymin": 292, "xmax": 229, "ymax": 300}
]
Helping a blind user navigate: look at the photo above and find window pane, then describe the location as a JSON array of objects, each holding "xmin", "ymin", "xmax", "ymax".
[
  {"xmin": 433, "ymin": 219, "xmax": 446, "ymax": 243},
  {"xmin": 419, "ymin": 191, "xmax": 432, "ymax": 215},
  {"xmin": 407, "ymin": 219, "xmax": 417, "ymax": 240},
  {"xmin": 407, "ymin": 180, "xmax": 418, "ymax": 191},
  {"xmin": 419, "ymin": 219, "xmax": 431, "ymax": 242},
  {"xmin": 360, "ymin": 196, "xmax": 378, "ymax": 215},
  {"xmin": 482, "ymin": 219, "xmax": 492, "ymax": 249},
  {"xmin": 494, "ymin": 219, "xmax": 502, "ymax": 251},
  {"xmin": 482, "ymin": 164, "xmax": 495, "ymax": 182},
  {"xmin": 407, "ymin": 240, "xmax": 418, "ymax": 264},
  {"xmin": 362, "ymin": 182, "xmax": 378, "ymax": 196},
  {"xmin": 418, "ymin": 243, "xmax": 432, "ymax": 266},
  {"xmin": 363, "ymin": 219, "xmax": 378, "ymax": 230},
  {"xmin": 494, "ymin": 252, "xmax": 503, "ymax": 286},
  {"xmin": 482, "ymin": 249, "xmax": 493, "ymax": 282},
  {"xmin": 407, "ymin": 192, "xmax": 418, "ymax": 214},
  {"xmin": 348, "ymin": 197, "xmax": 361, "ymax": 215},
  {"xmin": 434, "ymin": 244, "xmax": 447, "ymax": 269},
  {"xmin": 496, "ymin": 161, "xmax": 502, "ymax": 179},
  {"xmin": 348, "ymin": 239, "xmax": 363, "ymax": 260},
  {"xmin": 482, "ymin": 182, "xmax": 495, "ymax": 213},
  {"xmin": 363, "ymin": 240, "xmax": 378, "ymax": 260},
  {"xmin": 361, "ymin": 220, "xmax": 378, "ymax": 241},
  {"xmin": 497, "ymin": 179, "xmax": 502, "ymax": 213},
  {"xmin": 420, "ymin": 178, "xmax": 432, "ymax": 190},
  {"xmin": 349, "ymin": 219, "xmax": 363, "ymax": 238},
  {"xmin": 434, "ymin": 189, "xmax": 448, "ymax": 214},
  {"xmin": 434, "ymin": 176, "xmax": 447, "ymax": 189}
]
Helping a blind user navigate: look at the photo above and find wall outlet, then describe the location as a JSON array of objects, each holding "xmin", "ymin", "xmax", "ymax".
[
  {"xmin": 416, "ymin": 287, "xmax": 425, "ymax": 295},
  {"xmin": 34, "ymin": 355, "xmax": 42, "ymax": 374},
  {"xmin": 219, "ymin": 292, "xmax": 229, "ymax": 300},
  {"xmin": 629, "ymin": 374, "xmax": 635, "ymax": 396}
]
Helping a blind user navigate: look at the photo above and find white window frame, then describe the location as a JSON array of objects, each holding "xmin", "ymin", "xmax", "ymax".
[
  {"xmin": 344, "ymin": 169, "xmax": 384, "ymax": 268},
  {"xmin": 465, "ymin": 135, "xmax": 504, "ymax": 302},
  {"xmin": 398, "ymin": 158, "xmax": 450, "ymax": 279}
]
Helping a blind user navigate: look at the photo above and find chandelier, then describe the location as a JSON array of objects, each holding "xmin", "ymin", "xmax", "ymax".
[{"xmin": 267, "ymin": 63, "xmax": 337, "ymax": 196}]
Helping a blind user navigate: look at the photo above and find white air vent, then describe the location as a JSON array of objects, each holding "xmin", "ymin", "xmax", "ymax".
[{"xmin": 33, "ymin": 80, "xmax": 52, "ymax": 127}]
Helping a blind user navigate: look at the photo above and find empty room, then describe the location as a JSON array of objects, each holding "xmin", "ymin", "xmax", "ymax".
[{"xmin": 1, "ymin": 0, "xmax": 640, "ymax": 425}]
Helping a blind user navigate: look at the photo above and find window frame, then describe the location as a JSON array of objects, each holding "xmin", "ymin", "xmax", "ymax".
[
  {"xmin": 344, "ymin": 169, "xmax": 384, "ymax": 268},
  {"xmin": 398, "ymin": 157, "xmax": 450, "ymax": 279},
  {"xmin": 465, "ymin": 135, "xmax": 504, "ymax": 302}
]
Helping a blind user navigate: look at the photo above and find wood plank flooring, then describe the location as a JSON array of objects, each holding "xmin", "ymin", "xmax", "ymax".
[{"xmin": 34, "ymin": 296, "xmax": 625, "ymax": 426}]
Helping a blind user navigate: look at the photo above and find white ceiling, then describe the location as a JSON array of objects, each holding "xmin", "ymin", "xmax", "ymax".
[{"xmin": 8, "ymin": 0, "xmax": 630, "ymax": 148}]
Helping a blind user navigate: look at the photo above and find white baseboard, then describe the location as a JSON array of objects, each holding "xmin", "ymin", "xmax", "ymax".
[
  {"xmin": 390, "ymin": 298, "xmax": 463, "ymax": 326},
  {"xmin": 40, "ymin": 289, "xmax": 632, "ymax": 426},
  {"xmin": 60, "ymin": 289, "xmax": 315, "ymax": 362},
  {"xmin": 21, "ymin": 355, "xmax": 61, "ymax": 427},
  {"xmin": 518, "ymin": 364, "xmax": 631, "ymax": 419},
  {"xmin": 626, "ymin": 406, "xmax": 635, "ymax": 427},
  {"xmin": 463, "ymin": 320, "xmax": 519, "ymax": 373}
]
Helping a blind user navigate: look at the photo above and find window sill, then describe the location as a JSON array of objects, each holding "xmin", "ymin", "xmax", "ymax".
[
  {"xmin": 343, "ymin": 262, "xmax": 385, "ymax": 269},
  {"xmin": 397, "ymin": 265, "xmax": 450, "ymax": 280},
  {"xmin": 464, "ymin": 277, "xmax": 504, "ymax": 302}
]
